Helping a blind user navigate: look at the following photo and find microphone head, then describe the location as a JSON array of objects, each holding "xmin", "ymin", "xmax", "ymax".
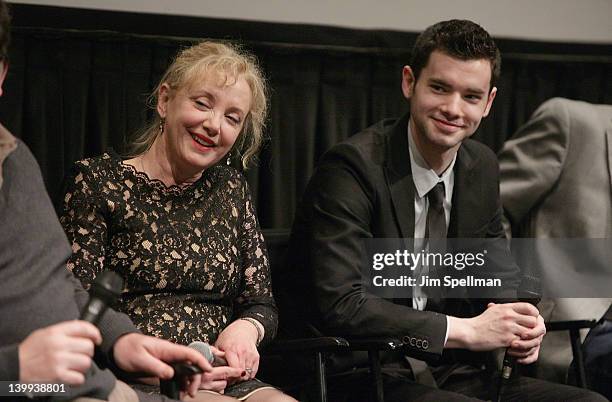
[
  {"xmin": 188, "ymin": 341, "xmax": 215, "ymax": 364},
  {"xmin": 90, "ymin": 271, "xmax": 124, "ymax": 303}
]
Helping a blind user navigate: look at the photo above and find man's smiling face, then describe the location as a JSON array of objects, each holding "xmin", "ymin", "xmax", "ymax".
[{"xmin": 402, "ymin": 50, "xmax": 497, "ymax": 155}]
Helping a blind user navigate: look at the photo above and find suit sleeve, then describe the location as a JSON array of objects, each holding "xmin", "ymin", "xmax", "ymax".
[
  {"xmin": 498, "ymin": 98, "xmax": 571, "ymax": 233},
  {"xmin": 293, "ymin": 144, "xmax": 447, "ymax": 358}
]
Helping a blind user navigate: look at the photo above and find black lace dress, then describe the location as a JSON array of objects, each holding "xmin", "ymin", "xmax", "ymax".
[{"xmin": 59, "ymin": 153, "xmax": 277, "ymax": 398}]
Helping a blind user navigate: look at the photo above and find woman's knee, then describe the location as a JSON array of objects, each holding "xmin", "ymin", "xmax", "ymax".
[
  {"xmin": 184, "ymin": 391, "xmax": 237, "ymax": 402},
  {"xmin": 246, "ymin": 389, "xmax": 298, "ymax": 402}
]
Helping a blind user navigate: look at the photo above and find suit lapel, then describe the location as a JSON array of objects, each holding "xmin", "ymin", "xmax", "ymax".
[
  {"xmin": 384, "ymin": 114, "xmax": 415, "ymax": 238},
  {"xmin": 383, "ymin": 113, "xmax": 484, "ymax": 240},
  {"xmin": 448, "ymin": 143, "xmax": 478, "ymax": 238}
]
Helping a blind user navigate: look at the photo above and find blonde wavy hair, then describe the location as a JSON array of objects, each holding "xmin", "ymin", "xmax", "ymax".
[{"xmin": 126, "ymin": 41, "xmax": 268, "ymax": 170}]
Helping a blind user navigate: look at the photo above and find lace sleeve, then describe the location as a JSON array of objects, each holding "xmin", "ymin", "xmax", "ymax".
[
  {"xmin": 233, "ymin": 178, "xmax": 278, "ymax": 346},
  {"xmin": 59, "ymin": 160, "xmax": 108, "ymax": 291}
]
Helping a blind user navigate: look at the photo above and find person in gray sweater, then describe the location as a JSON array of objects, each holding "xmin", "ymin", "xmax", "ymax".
[{"xmin": 0, "ymin": 2, "xmax": 219, "ymax": 400}]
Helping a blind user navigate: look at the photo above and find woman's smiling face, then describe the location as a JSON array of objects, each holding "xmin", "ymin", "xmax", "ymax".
[{"xmin": 157, "ymin": 71, "xmax": 252, "ymax": 172}]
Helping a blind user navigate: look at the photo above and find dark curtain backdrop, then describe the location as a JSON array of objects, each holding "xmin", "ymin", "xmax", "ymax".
[{"xmin": 2, "ymin": 5, "xmax": 611, "ymax": 229}]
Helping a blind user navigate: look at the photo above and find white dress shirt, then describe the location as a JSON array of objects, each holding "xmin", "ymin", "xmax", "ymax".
[{"xmin": 407, "ymin": 125, "xmax": 456, "ymax": 344}]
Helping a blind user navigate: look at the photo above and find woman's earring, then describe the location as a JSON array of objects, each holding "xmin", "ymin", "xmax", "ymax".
[
  {"xmin": 226, "ymin": 153, "xmax": 232, "ymax": 166},
  {"xmin": 158, "ymin": 118, "xmax": 165, "ymax": 134}
]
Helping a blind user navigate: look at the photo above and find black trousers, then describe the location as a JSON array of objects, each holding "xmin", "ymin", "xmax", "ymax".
[{"xmin": 323, "ymin": 365, "xmax": 608, "ymax": 402}]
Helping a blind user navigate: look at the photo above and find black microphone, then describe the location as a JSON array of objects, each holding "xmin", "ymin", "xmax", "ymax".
[
  {"xmin": 496, "ymin": 274, "xmax": 542, "ymax": 402},
  {"xmin": 80, "ymin": 271, "xmax": 123, "ymax": 325},
  {"xmin": 188, "ymin": 341, "xmax": 228, "ymax": 366},
  {"xmin": 78, "ymin": 271, "xmax": 123, "ymax": 390},
  {"xmin": 159, "ymin": 360, "xmax": 203, "ymax": 399},
  {"xmin": 159, "ymin": 342, "xmax": 220, "ymax": 399}
]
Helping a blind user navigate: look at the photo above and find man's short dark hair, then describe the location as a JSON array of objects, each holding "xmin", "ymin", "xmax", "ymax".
[
  {"xmin": 410, "ymin": 19, "xmax": 501, "ymax": 89},
  {"xmin": 0, "ymin": 0, "xmax": 10, "ymax": 62}
]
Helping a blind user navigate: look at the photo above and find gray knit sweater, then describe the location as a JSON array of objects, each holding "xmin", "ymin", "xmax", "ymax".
[{"xmin": 0, "ymin": 127, "xmax": 138, "ymax": 400}]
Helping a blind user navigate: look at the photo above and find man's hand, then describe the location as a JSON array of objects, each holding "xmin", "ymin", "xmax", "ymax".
[
  {"xmin": 214, "ymin": 320, "xmax": 260, "ymax": 380},
  {"xmin": 447, "ymin": 302, "xmax": 540, "ymax": 351},
  {"xmin": 112, "ymin": 333, "xmax": 212, "ymax": 398},
  {"xmin": 506, "ymin": 313, "xmax": 546, "ymax": 364},
  {"xmin": 18, "ymin": 320, "xmax": 102, "ymax": 385}
]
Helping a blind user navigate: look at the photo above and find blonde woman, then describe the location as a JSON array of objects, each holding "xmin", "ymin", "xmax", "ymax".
[{"xmin": 60, "ymin": 41, "xmax": 295, "ymax": 402}]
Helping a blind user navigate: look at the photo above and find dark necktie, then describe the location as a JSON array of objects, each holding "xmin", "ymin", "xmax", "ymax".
[
  {"xmin": 424, "ymin": 182, "xmax": 446, "ymax": 308},
  {"xmin": 426, "ymin": 182, "xmax": 447, "ymax": 239},
  {"xmin": 403, "ymin": 183, "xmax": 448, "ymax": 387},
  {"xmin": 404, "ymin": 183, "xmax": 448, "ymax": 387}
]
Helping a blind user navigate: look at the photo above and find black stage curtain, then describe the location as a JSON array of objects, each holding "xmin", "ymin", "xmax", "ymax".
[{"xmin": 2, "ymin": 5, "xmax": 611, "ymax": 229}]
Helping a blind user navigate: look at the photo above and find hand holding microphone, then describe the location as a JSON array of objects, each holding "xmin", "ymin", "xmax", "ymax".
[
  {"xmin": 79, "ymin": 273, "xmax": 239, "ymax": 397},
  {"xmin": 79, "ymin": 272, "xmax": 207, "ymax": 398},
  {"xmin": 159, "ymin": 341, "xmax": 246, "ymax": 397},
  {"xmin": 18, "ymin": 272, "xmax": 121, "ymax": 385},
  {"xmin": 18, "ymin": 321, "xmax": 102, "ymax": 385},
  {"xmin": 496, "ymin": 275, "xmax": 544, "ymax": 402}
]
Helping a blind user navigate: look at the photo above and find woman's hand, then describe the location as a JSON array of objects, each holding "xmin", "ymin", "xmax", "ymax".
[
  {"xmin": 214, "ymin": 320, "xmax": 260, "ymax": 380},
  {"xmin": 198, "ymin": 365, "xmax": 244, "ymax": 393}
]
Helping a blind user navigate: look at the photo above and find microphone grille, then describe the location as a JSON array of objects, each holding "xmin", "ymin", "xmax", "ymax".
[
  {"xmin": 91, "ymin": 271, "xmax": 124, "ymax": 301},
  {"xmin": 188, "ymin": 341, "xmax": 214, "ymax": 364}
]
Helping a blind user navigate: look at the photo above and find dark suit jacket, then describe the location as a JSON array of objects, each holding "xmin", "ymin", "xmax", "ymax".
[{"xmin": 278, "ymin": 113, "xmax": 519, "ymax": 369}]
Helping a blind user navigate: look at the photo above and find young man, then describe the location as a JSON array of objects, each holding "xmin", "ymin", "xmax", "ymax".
[
  {"xmin": 278, "ymin": 20, "xmax": 606, "ymax": 401},
  {"xmin": 0, "ymin": 2, "xmax": 241, "ymax": 400}
]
